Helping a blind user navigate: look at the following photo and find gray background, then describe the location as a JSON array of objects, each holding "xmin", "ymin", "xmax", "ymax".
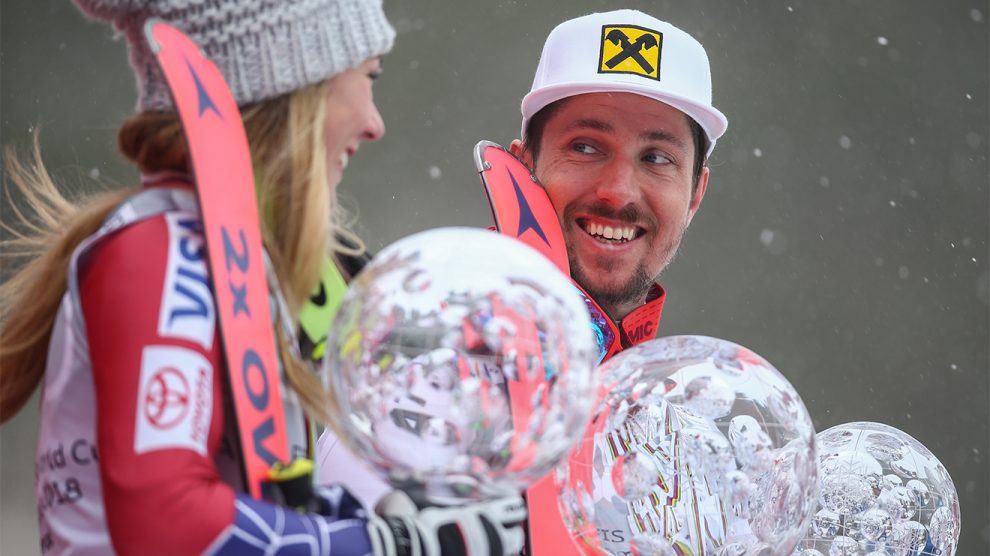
[{"xmin": 2, "ymin": 0, "xmax": 987, "ymax": 553}]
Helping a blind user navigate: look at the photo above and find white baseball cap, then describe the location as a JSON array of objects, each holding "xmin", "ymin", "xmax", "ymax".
[{"xmin": 521, "ymin": 10, "xmax": 728, "ymax": 157}]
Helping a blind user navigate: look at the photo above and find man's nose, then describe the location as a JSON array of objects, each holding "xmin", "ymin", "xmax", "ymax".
[{"xmin": 594, "ymin": 158, "xmax": 640, "ymax": 207}]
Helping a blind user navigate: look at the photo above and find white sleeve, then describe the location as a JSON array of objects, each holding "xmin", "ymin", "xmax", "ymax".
[{"xmin": 315, "ymin": 428, "xmax": 392, "ymax": 511}]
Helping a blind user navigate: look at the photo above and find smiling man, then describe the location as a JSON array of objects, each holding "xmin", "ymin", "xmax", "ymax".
[
  {"xmin": 313, "ymin": 9, "xmax": 729, "ymax": 552},
  {"xmin": 511, "ymin": 9, "xmax": 727, "ymax": 329},
  {"xmin": 509, "ymin": 9, "xmax": 729, "ymax": 554}
]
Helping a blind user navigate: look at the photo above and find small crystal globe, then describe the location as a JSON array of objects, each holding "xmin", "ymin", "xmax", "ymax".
[
  {"xmin": 324, "ymin": 227, "xmax": 598, "ymax": 504},
  {"xmin": 793, "ymin": 421, "xmax": 960, "ymax": 556}
]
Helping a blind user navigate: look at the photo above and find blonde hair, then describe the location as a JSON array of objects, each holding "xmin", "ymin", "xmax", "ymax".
[{"xmin": 1, "ymin": 79, "xmax": 359, "ymax": 425}]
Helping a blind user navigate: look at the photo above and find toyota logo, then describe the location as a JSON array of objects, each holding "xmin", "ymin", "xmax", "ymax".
[{"xmin": 144, "ymin": 367, "xmax": 190, "ymax": 429}]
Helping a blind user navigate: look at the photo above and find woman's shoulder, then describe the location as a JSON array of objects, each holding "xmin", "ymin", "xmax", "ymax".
[
  {"xmin": 83, "ymin": 185, "xmax": 201, "ymax": 252},
  {"xmin": 78, "ymin": 196, "xmax": 215, "ymax": 349}
]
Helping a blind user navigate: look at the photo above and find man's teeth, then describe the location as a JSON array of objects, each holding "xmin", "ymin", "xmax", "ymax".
[
  {"xmin": 584, "ymin": 222, "xmax": 636, "ymax": 241},
  {"xmin": 340, "ymin": 152, "xmax": 349, "ymax": 169}
]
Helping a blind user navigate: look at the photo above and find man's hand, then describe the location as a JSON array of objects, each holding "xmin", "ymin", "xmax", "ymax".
[{"xmin": 367, "ymin": 491, "xmax": 526, "ymax": 556}]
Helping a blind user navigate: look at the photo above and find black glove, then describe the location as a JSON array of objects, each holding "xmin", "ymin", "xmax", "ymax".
[{"xmin": 366, "ymin": 491, "xmax": 526, "ymax": 556}]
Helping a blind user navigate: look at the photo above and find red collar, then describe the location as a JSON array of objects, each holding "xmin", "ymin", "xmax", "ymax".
[
  {"xmin": 617, "ymin": 283, "xmax": 666, "ymax": 350},
  {"xmin": 591, "ymin": 283, "xmax": 667, "ymax": 363}
]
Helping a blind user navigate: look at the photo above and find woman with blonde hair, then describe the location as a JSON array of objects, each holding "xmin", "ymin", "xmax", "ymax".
[{"xmin": 0, "ymin": 1, "xmax": 524, "ymax": 554}]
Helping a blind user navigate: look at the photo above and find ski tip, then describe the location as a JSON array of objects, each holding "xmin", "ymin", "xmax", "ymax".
[
  {"xmin": 143, "ymin": 18, "xmax": 165, "ymax": 54},
  {"xmin": 143, "ymin": 18, "xmax": 209, "ymax": 59},
  {"xmin": 473, "ymin": 140, "xmax": 504, "ymax": 174}
]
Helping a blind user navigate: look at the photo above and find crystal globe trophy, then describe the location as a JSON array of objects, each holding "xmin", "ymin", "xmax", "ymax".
[
  {"xmin": 793, "ymin": 421, "xmax": 960, "ymax": 556},
  {"xmin": 324, "ymin": 227, "xmax": 598, "ymax": 505},
  {"xmin": 555, "ymin": 335, "xmax": 819, "ymax": 555}
]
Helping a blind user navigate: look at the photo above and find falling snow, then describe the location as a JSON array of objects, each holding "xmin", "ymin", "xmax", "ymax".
[
  {"xmin": 839, "ymin": 136, "xmax": 852, "ymax": 149},
  {"xmin": 753, "ymin": 148, "xmax": 763, "ymax": 158},
  {"xmin": 877, "ymin": 36, "xmax": 888, "ymax": 45},
  {"xmin": 759, "ymin": 229, "xmax": 787, "ymax": 255},
  {"xmin": 966, "ymin": 132, "xmax": 982, "ymax": 149},
  {"xmin": 428, "ymin": 166, "xmax": 442, "ymax": 179}
]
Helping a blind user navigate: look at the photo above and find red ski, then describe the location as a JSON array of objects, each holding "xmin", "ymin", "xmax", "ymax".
[
  {"xmin": 474, "ymin": 141, "xmax": 569, "ymax": 275},
  {"xmin": 475, "ymin": 141, "xmax": 607, "ymax": 555},
  {"xmin": 145, "ymin": 20, "xmax": 289, "ymax": 500}
]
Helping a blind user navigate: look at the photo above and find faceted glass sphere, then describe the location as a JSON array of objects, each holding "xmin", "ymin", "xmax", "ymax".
[
  {"xmin": 793, "ymin": 421, "xmax": 961, "ymax": 556},
  {"xmin": 555, "ymin": 335, "xmax": 818, "ymax": 555},
  {"xmin": 324, "ymin": 227, "xmax": 598, "ymax": 504}
]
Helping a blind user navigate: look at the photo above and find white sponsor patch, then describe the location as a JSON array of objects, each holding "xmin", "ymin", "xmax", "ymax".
[
  {"xmin": 157, "ymin": 213, "xmax": 215, "ymax": 350},
  {"xmin": 135, "ymin": 345, "xmax": 213, "ymax": 456}
]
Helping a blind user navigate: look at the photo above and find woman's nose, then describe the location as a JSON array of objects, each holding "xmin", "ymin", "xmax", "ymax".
[{"xmin": 362, "ymin": 103, "xmax": 385, "ymax": 142}]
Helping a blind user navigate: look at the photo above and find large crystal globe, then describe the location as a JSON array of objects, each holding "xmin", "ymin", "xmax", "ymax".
[
  {"xmin": 555, "ymin": 335, "xmax": 818, "ymax": 555},
  {"xmin": 793, "ymin": 421, "xmax": 960, "ymax": 556},
  {"xmin": 324, "ymin": 227, "xmax": 598, "ymax": 504}
]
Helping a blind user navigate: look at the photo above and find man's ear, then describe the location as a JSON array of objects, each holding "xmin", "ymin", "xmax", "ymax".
[
  {"xmin": 686, "ymin": 166, "xmax": 710, "ymax": 226},
  {"xmin": 509, "ymin": 139, "xmax": 533, "ymax": 168}
]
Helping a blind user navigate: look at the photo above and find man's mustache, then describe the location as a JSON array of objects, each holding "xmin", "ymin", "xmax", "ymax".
[{"xmin": 565, "ymin": 203, "xmax": 655, "ymax": 229}]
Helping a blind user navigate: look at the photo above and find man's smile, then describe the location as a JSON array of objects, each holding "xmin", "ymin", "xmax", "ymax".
[{"xmin": 577, "ymin": 217, "xmax": 645, "ymax": 244}]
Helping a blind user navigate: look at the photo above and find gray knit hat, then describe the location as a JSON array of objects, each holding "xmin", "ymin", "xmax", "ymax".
[{"xmin": 72, "ymin": 0, "xmax": 396, "ymax": 111}]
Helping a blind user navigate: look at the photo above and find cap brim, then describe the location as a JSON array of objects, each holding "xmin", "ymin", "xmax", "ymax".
[{"xmin": 522, "ymin": 82, "xmax": 728, "ymax": 158}]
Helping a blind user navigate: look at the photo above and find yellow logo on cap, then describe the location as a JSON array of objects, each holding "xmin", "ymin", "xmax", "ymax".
[{"xmin": 598, "ymin": 25, "xmax": 662, "ymax": 80}]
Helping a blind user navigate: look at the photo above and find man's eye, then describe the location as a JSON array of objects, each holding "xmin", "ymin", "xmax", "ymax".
[
  {"xmin": 368, "ymin": 68, "xmax": 383, "ymax": 80},
  {"xmin": 643, "ymin": 152, "xmax": 672, "ymax": 165},
  {"xmin": 573, "ymin": 143, "xmax": 598, "ymax": 154}
]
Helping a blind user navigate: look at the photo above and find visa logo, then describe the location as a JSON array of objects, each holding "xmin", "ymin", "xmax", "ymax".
[{"xmin": 158, "ymin": 213, "xmax": 215, "ymax": 349}]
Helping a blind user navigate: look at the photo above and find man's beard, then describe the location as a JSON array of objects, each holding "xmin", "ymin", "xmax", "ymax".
[
  {"xmin": 566, "ymin": 219, "xmax": 687, "ymax": 319},
  {"xmin": 570, "ymin": 253, "xmax": 655, "ymax": 316}
]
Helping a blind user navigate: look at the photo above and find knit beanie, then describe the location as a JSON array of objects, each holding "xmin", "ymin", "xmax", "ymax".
[{"xmin": 72, "ymin": 0, "xmax": 396, "ymax": 111}]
